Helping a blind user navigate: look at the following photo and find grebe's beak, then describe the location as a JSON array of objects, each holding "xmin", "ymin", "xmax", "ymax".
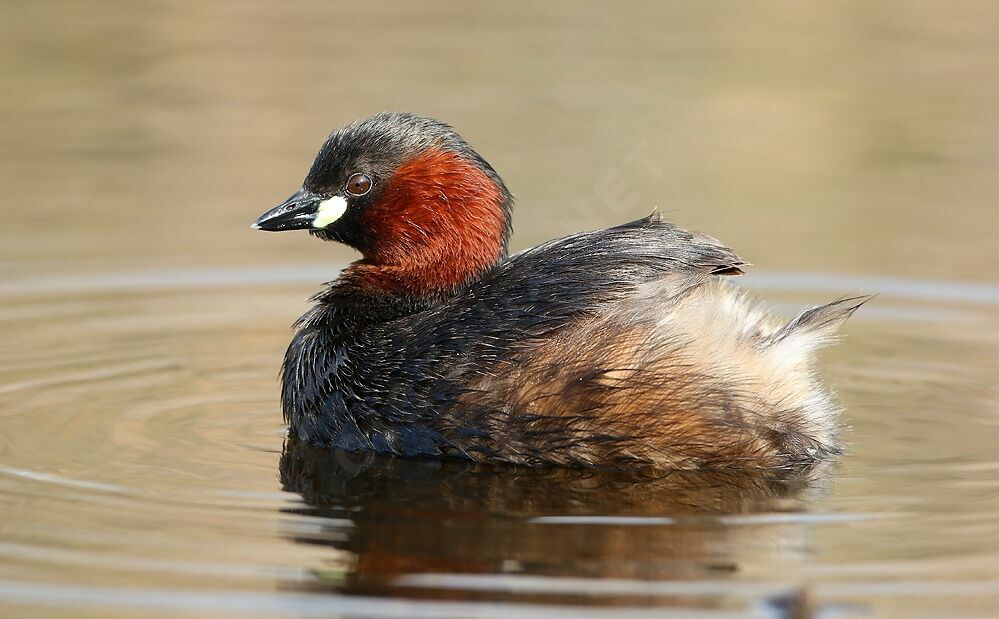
[{"xmin": 252, "ymin": 190, "xmax": 348, "ymax": 232}]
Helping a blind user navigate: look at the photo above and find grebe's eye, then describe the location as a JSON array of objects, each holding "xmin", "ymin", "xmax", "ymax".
[{"xmin": 346, "ymin": 173, "xmax": 372, "ymax": 196}]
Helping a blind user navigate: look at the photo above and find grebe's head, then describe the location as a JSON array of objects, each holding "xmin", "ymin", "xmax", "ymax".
[{"xmin": 253, "ymin": 112, "xmax": 513, "ymax": 295}]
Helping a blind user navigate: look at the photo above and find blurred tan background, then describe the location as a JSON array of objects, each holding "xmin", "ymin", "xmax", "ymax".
[{"xmin": 2, "ymin": 0, "xmax": 998, "ymax": 285}]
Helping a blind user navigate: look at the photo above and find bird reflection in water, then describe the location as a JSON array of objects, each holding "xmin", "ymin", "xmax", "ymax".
[{"xmin": 278, "ymin": 437, "xmax": 833, "ymax": 612}]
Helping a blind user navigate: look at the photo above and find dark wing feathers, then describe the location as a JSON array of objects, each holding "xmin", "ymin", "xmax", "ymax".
[{"xmin": 393, "ymin": 215, "xmax": 746, "ymax": 351}]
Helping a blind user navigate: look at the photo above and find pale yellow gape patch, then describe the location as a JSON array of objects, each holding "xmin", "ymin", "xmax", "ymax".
[{"xmin": 312, "ymin": 196, "xmax": 348, "ymax": 228}]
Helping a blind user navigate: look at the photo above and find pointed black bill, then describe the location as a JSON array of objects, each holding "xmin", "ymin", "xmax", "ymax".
[{"xmin": 252, "ymin": 189, "xmax": 323, "ymax": 232}]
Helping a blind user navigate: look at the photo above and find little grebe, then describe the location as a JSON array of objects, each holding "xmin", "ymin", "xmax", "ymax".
[{"xmin": 253, "ymin": 112, "xmax": 868, "ymax": 470}]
